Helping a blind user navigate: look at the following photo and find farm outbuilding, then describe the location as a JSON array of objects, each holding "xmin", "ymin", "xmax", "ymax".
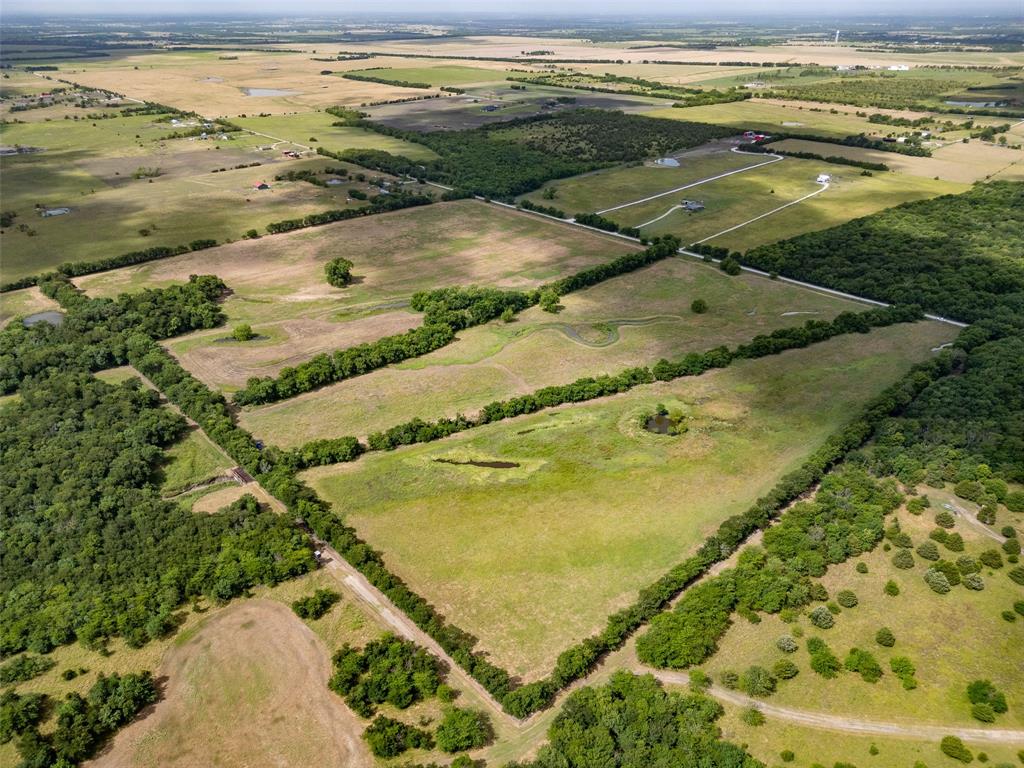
[{"xmin": 655, "ymin": 157, "xmax": 680, "ymax": 167}]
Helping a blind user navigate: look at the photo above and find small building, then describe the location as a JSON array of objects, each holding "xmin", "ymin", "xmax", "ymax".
[
  {"xmin": 816, "ymin": 173, "xmax": 831, "ymax": 184},
  {"xmin": 41, "ymin": 207, "xmax": 71, "ymax": 217},
  {"xmin": 887, "ymin": 64, "xmax": 910, "ymax": 71},
  {"xmin": 325, "ymin": 178, "xmax": 344, "ymax": 186},
  {"xmin": 681, "ymin": 199, "xmax": 704, "ymax": 211},
  {"xmin": 481, "ymin": 104, "xmax": 499, "ymax": 112},
  {"xmin": 254, "ymin": 182, "xmax": 270, "ymax": 190},
  {"xmin": 655, "ymin": 157, "xmax": 680, "ymax": 167}
]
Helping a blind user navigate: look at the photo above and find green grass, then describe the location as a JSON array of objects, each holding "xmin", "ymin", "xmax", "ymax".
[
  {"xmin": 699, "ymin": 501, "xmax": 1024, "ymax": 728},
  {"xmin": 343, "ymin": 64, "xmax": 515, "ymax": 87},
  {"xmin": 711, "ymin": 700, "xmax": 1024, "ymax": 768},
  {"xmin": 233, "ymin": 112, "xmax": 438, "ymax": 160},
  {"xmin": 304, "ymin": 320, "xmax": 954, "ymax": 679},
  {"xmin": 159, "ymin": 427, "xmax": 234, "ymax": 495},
  {"xmin": 604, "ymin": 156, "xmax": 962, "ymax": 251},
  {"xmin": 517, "ymin": 147, "xmax": 764, "ymax": 214},
  {"xmin": 239, "ymin": 254, "xmax": 872, "ymax": 445},
  {"xmin": 645, "ymin": 100, "xmax": 892, "ymax": 138}
]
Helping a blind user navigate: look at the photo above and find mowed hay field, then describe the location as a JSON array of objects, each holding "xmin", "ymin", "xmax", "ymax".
[
  {"xmin": 516, "ymin": 142, "xmax": 766, "ymax": 214},
  {"xmin": 77, "ymin": 200, "xmax": 631, "ymax": 391},
  {"xmin": 607, "ymin": 156, "xmax": 963, "ymax": 251},
  {"xmin": 240, "ymin": 256, "xmax": 868, "ymax": 445},
  {"xmin": 304, "ymin": 320, "xmax": 956, "ymax": 679},
  {"xmin": 773, "ymin": 137, "xmax": 1024, "ymax": 183},
  {"xmin": 698, "ymin": 501, "xmax": 1024, "ymax": 729}
]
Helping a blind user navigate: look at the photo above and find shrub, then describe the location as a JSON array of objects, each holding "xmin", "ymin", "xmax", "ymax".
[
  {"xmin": 809, "ymin": 605, "xmax": 834, "ymax": 629},
  {"xmin": 807, "ymin": 637, "xmax": 841, "ymax": 678},
  {"xmin": 362, "ymin": 715, "xmax": 432, "ymax": 758},
  {"xmin": 844, "ymin": 647, "xmax": 883, "ymax": 682},
  {"xmin": 916, "ymin": 541, "xmax": 940, "ymax": 561},
  {"xmin": 739, "ymin": 665, "xmax": 776, "ymax": 697},
  {"xmin": 720, "ymin": 256, "xmax": 742, "ymax": 275},
  {"xmin": 776, "ymin": 635, "xmax": 798, "ymax": 654},
  {"xmin": 232, "ymin": 324, "xmax": 256, "ymax": 342},
  {"xmin": 1004, "ymin": 491, "xmax": 1024, "ymax": 513},
  {"xmin": 291, "ymin": 589, "xmax": 341, "ymax": 620},
  {"xmin": 1004, "ymin": 538, "xmax": 1021, "ymax": 555},
  {"xmin": 856, "ymin": 562, "xmax": 868, "ymax": 574},
  {"xmin": 963, "ymin": 573, "xmax": 985, "ymax": 591},
  {"xmin": 890, "ymin": 548, "xmax": 914, "ymax": 569},
  {"xmin": 884, "ymin": 580, "xmax": 900, "ymax": 596},
  {"xmin": 719, "ymin": 670, "xmax": 739, "ymax": 689},
  {"xmin": 957, "ymin": 556, "xmax": 980, "ymax": 575},
  {"xmin": 954, "ymin": 480, "xmax": 983, "ymax": 502},
  {"xmin": 940, "ymin": 735, "xmax": 974, "ymax": 763},
  {"xmin": 890, "ymin": 656, "xmax": 917, "ymax": 689},
  {"xmin": 979, "ymin": 549, "xmax": 1004, "ymax": 569},
  {"xmin": 435, "ymin": 707, "xmax": 493, "ymax": 753},
  {"xmin": 935, "ymin": 511, "xmax": 956, "ymax": 528},
  {"xmin": 934, "ymin": 559, "xmax": 962, "ymax": 586},
  {"xmin": 945, "ymin": 533, "xmax": 965, "ymax": 552},
  {"xmin": 924, "ymin": 568, "xmax": 951, "ymax": 594},
  {"xmin": 741, "ymin": 707, "xmax": 765, "ymax": 726},
  {"xmin": 688, "ymin": 669, "xmax": 711, "ymax": 692},
  {"xmin": 1009, "ymin": 566, "xmax": 1024, "ymax": 585},
  {"xmin": 1015, "ymin": 600, "xmax": 1024, "ymax": 616},
  {"xmin": 773, "ymin": 659, "xmax": 800, "ymax": 680},
  {"xmin": 0, "ymin": 655, "xmax": 56, "ymax": 685},
  {"xmin": 836, "ymin": 590, "xmax": 858, "ymax": 608},
  {"xmin": 1002, "ymin": 610, "xmax": 1017, "ymax": 622},
  {"xmin": 875, "ymin": 627, "xmax": 895, "ymax": 647},
  {"xmin": 691, "ymin": 298, "xmax": 708, "ymax": 314},
  {"xmin": 906, "ymin": 497, "xmax": 927, "ymax": 515},
  {"xmin": 972, "ymin": 703, "xmax": 997, "ymax": 722},
  {"xmin": 967, "ymin": 680, "xmax": 1008, "ymax": 713},
  {"xmin": 781, "ymin": 750, "xmax": 795, "ymax": 762}
]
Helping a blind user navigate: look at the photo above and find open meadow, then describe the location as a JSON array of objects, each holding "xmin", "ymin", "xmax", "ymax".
[
  {"xmin": 304, "ymin": 320, "xmax": 955, "ymax": 680},
  {"xmin": 238, "ymin": 252, "xmax": 871, "ymax": 444}
]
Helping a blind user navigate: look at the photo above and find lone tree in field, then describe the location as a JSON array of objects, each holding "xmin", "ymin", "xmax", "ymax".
[
  {"xmin": 232, "ymin": 324, "xmax": 256, "ymax": 342},
  {"xmin": 325, "ymin": 256, "xmax": 355, "ymax": 287},
  {"xmin": 691, "ymin": 298, "xmax": 708, "ymax": 314}
]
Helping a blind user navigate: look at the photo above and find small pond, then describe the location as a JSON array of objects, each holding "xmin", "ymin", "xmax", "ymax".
[
  {"xmin": 645, "ymin": 413, "xmax": 673, "ymax": 434},
  {"xmin": 241, "ymin": 87, "xmax": 300, "ymax": 97},
  {"xmin": 23, "ymin": 311, "xmax": 65, "ymax": 327},
  {"xmin": 434, "ymin": 458, "xmax": 520, "ymax": 469}
]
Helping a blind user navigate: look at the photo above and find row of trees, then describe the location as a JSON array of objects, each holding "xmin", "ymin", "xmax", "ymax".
[{"xmin": 265, "ymin": 188, "xmax": 433, "ymax": 234}]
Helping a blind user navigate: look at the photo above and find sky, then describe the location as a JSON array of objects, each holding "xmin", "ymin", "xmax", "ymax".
[{"xmin": 3, "ymin": 0, "xmax": 1022, "ymax": 16}]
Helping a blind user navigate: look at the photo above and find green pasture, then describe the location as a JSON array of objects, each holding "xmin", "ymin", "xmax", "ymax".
[
  {"xmin": 304, "ymin": 320, "xmax": 955, "ymax": 679},
  {"xmin": 646, "ymin": 100, "xmax": 890, "ymax": 138},
  {"xmin": 342, "ymin": 64, "xmax": 515, "ymax": 87}
]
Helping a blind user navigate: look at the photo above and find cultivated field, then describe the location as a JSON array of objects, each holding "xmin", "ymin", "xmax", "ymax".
[
  {"xmin": 305, "ymin": 320, "xmax": 955, "ymax": 679},
  {"xmin": 239, "ymin": 254, "xmax": 870, "ymax": 444}
]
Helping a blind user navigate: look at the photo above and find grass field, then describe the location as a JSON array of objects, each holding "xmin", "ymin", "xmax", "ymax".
[
  {"xmin": 304, "ymin": 320, "xmax": 955, "ymax": 680},
  {"xmin": 602, "ymin": 155, "xmax": 963, "ymax": 250},
  {"xmin": 0, "ymin": 286, "xmax": 60, "ymax": 326},
  {"xmin": 712, "ymin": 700, "xmax": 1024, "ymax": 768},
  {"xmin": 0, "ymin": 112, "xmax": 396, "ymax": 281},
  {"xmin": 233, "ymin": 111, "xmax": 439, "ymax": 160},
  {"xmin": 773, "ymin": 137, "xmax": 1024, "ymax": 183},
  {"xmin": 76, "ymin": 200, "xmax": 631, "ymax": 392},
  {"xmin": 343, "ymin": 64, "xmax": 518, "ymax": 87},
  {"xmin": 158, "ymin": 427, "xmax": 235, "ymax": 495},
  {"xmin": 516, "ymin": 142, "xmax": 764, "ymax": 214},
  {"xmin": 699, "ymin": 500, "xmax": 1024, "ymax": 729},
  {"xmin": 239, "ymin": 254, "xmax": 871, "ymax": 445}
]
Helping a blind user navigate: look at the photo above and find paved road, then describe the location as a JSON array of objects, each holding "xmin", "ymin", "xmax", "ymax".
[
  {"xmin": 595, "ymin": 147, "xmax": 784, "ymax": 215},
  {"xmin": 648, "ymin": 669, "xmax": 1024, "ymax": 744}
]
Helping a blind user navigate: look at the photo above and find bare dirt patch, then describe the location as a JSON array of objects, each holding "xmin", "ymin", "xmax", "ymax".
[
  {"xmin": 88, "ymin": 600, "xmax": 371, "ymax": 768},
  {"xmin": 191, "ymin": 483, "xmax": 249, "ymax": 514},
  {"xmin": 172, "ymin": 309, "xmax": 421, "ymax": 389}
]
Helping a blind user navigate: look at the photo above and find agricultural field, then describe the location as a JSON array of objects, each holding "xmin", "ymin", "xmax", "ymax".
[
  {"xmin": 305, "ymin": 320, "xmax": 955, "ymax": 679},
  {"xmin": 602, "ymin": 155, "xmax": 963, "ymax": 249},
  {"xmin": 238, "ymin": 253, "xmax": 872, "ymax": 444},
  {"xmin": 341, "ymin": 63, "xmax": 519, "ymax": 87},
  {"xmin": 773, "ymin": 137, "xmax": 1024, "ymax": 183},
  {"xmin": 0, "ymin": 110, "xmax": 403, "ymax": 281}
]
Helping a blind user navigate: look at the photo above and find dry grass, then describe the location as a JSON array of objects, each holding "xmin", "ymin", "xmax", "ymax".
[
  {"xmin": 773, "ymin": 137, "xmax": 1024, "ymax": 183},
  {"xmin": 87, "ymin": 600, "xmax": 373, "ymax": 768},
  {"xmin": 0, "ymin": 286, "xmax": 60, "ymax": 327}
]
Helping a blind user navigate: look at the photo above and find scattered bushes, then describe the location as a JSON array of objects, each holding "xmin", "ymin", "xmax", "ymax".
[
  {"xmin": 0, "ymin": 654, "xmax": 56, "ymax": 685},
  {"xmin": 809, "ymin": 606, "xmax": 835, "ymax": 629},
  {"xmin": 890, "ymin": 656, "xmax": 917, "ymax": 689},
  {"xmin": 844, "ymin": 647, "xmax": 883, "ymax": 683},
  {"xmin": 836, "ymin": 590, "xmax": 858, "ymax": 608},
  {"xmin": 807, "ymin": 637, "xmax": 842, "ymax": 678},
  {"xmin": 893, "ymin": 549, "xmax": 915, "ymax": 569},
  {"xmin": 363, "ymin": 715, "xmax": 433, "ymax": 758},
  {"xmin": 434, "ymin": 707, "xmax": 493, "ymax": 753},
  {"xmin": 940, "ymin": 735, "xmax": 974, "ymax": 763},
  {"xmin": 875, "ymin": 627, "xmax": 895, "ymax": 647}
]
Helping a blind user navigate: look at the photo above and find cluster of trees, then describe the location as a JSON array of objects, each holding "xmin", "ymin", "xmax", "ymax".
[
  {"xmin": 742, "ymin": 182, "xmax": 1024, "ymax": 325},
  {"xmin": 510, "ymin": 671, "xmax": 761, "ymax": 768},
  {"xmin": 274, "ymin": 167, "xmax": 347, "ymax": 187},
  {"xmin": 3, "ymin": 672, "xmax": 156, "ymax": 767},
  {"xmin": 637, "ymin": 467, "xmax": 902, "ymax": 669},
  {"xmin": 771, "ymin": 75, "xmax": 961, "ymax": 110},
  {"xmin": 763, "ymin": 130, "xmax": 931, "ymax": 157},
  {"xmin": 342, "ymin": 72, "xmax": 432, "ymax": 89},
  {"xmin": 0, "ymin": 654, "xmax": 55, "ymax": 685},
  {"xmin": 363, "ymin": 715, "xmax": 433, "ymax": 757},
  {"xmin": 264, "ymin": 188, "xmax": 433, "ymax": 234},
  {"xmin": 967, "ymin": 679, "xmax": 1008, "ymax": 723},
  {"xmin": 328, "ymin": 633, "xmax": 443, "ymax": 718},
  {"xmin": 518, "ymin": 198, "xmax": 567, "ymax": 219},
  {"xmin": 573, "ymin": 211, "xmax": 640, "ymax": 238},
  {"xmin": 291, "ymin": 588, "xmax": 341, "ymax": 620}
]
